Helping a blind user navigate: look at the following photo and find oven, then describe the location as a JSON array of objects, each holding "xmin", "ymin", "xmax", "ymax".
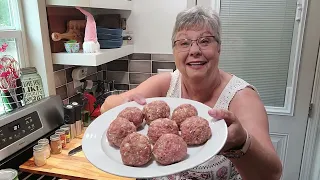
[{"xmin": 0, "ymin": 96, "xmax": 64, "ymax": 179}]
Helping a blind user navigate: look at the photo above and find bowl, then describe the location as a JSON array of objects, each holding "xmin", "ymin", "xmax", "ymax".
[
  {"xmin": 99, "ymin": 38, "xmax": 123, "ymax": 49},
  {"xmin": 97, "ymin": 33, "xmax": 122, "ymax": 40},
  {"xmin": 96, "ymin": 27, "xmax": 123, "ymax": 37},
  {"xmin": 64, "ymin": 43, "xmax": 80, "ymax": 53}
]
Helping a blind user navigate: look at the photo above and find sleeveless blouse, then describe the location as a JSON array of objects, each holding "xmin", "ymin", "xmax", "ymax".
[{"xmin": 151, "ymin": 70, "xmax": 256, "ymax": 180}]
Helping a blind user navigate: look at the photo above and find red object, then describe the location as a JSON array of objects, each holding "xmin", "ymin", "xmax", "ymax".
[
  {"xmin": 91, "ymin": 104, "xmax": 101, "ymax": 117},
  {"xmin": 83, "ymin": 92, "xmax": 101, "ymax": 118}
]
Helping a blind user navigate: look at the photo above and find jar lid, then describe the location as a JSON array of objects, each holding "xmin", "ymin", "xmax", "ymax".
[
  {"xmin": 21, "ymin": 67, "xmax": 37, "ymax": 75},
  {"xmin": 65, "ymin": 105, "xmax": 73, "ymax": 109},
  {"xmin": 33, "ymin": 144, "xmax": 44, "ymax": 152},
  {"xmin": 60, "ymin": 124, "xmax": 70, "ymax": 129},
  {"xmin": 71, "ymin": 102, "xmax": 79, "ymax": 106},
  {"xmin": 0, "ymin": 169, "xmax": 18, "ymax": 180},
  {"xmin": 50, "ymin": 134, "xmax": 60, "ymax": 141},
  {"xmin": 60, "ymin": 127, "xmax": 70, "ymax": 131},
  {"xmin": 55, "ymin": 129, "xmax": 65, "ymax": 135},
  {"xmin": 38, "ymin": 138, "xmax": 49, "ymax": 145}
]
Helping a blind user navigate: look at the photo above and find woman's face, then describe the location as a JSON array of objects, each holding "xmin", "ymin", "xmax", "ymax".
[{"xmin": 173, "ymin": 28, "xmax": 220, "ymax": 81}]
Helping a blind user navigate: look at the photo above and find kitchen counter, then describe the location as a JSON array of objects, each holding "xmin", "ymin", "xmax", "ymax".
[{"xmin": 19, "ymin": 132, "xmax": 135, "ymax": 180}]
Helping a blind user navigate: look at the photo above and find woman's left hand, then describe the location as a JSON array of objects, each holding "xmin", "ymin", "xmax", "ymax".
[{"xmin": 208, "ymin": 109, "xmax": 247, "ymax": 153}]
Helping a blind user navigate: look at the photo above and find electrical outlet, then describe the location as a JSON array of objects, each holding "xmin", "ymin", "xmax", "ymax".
[{"xmin": 157, "ymin": 69, "xmax": 173, "ymax": 74}]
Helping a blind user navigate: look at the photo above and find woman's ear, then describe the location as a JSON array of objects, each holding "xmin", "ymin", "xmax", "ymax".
[{"xmin": 217, "ymin": 44, "xmax": 221, "ymax": 54}]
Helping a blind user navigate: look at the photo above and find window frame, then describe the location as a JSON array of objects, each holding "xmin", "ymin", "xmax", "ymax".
[{"xmin": 0, "ymin": 0, "xmax": 29, "ymax": 68}]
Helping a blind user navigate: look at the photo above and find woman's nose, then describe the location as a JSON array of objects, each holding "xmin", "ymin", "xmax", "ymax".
[{"xmin": 189, "ymin": 42, "xmax": 202, "ymax": 57}]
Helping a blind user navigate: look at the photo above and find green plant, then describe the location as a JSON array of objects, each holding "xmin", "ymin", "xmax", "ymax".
[{"xmin": 66, "ymin": 40, "xmax": 78, "ymax": 43}]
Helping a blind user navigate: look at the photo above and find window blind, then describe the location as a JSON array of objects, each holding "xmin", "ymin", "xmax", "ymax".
[{"xmin": 219, "ymin": 0, "xmax": 297, "ymax": 107}]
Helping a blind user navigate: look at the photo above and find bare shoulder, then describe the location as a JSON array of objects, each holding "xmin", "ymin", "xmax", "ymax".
[
  {"xmin": 231, "ymin": 87, "xmax": 263, "ymax": 106},
  {"xmin": 229, "ymin": 87, "xmax": 269, "ymax": 135},
  {"xmin": 230, "ymin": 87, "xmax": 265, "ymax": 114},
  {"xmin": 128, "ymin": 72, "xmax": 172, "ymax": 97}
]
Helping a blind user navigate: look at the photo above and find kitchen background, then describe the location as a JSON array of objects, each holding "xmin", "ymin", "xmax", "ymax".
[
  {"xmin": 1, "ymin": 0, "xmax": 320, "ymax": 179},
  {"xmin": 53, "ymin": 53, "xmax": 176, "ymax": 105}
]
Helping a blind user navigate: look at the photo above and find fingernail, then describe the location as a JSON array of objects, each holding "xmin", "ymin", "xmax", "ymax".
[
  {"xmin": 139, "ymin": 99, "xmax": 146, "ymax": 105},
  {"xmin": 209, "ymin": 109, "xmax": 217, "ymax": 116}
]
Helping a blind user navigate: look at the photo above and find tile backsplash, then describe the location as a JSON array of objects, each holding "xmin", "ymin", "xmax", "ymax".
[
  {"xmin": 53, "ymin": 64, "xmax": 107, "ymax": 104},
  {"xmin": 106, "ymin": 53, "xmax": 176, "ymax": 89},
  {"xmin": 53, "ymin": 53, "xmax": 176, "ymax": 103}
]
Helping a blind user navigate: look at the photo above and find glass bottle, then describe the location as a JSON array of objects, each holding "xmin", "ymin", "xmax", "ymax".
[
  {"xmin": 50, "ymin": 134, "xmax": 62, "ymax": 154},
  {"xmin": 38, "ymin": 138, "xmax": 51, "ymax": 159},
  {"xmin": 20, "ymin": 67, "xmax": 45, "ymax": 105},
  {"xmin": 33, "ymin": 145, "xmax": 46, "ymax": 167}
]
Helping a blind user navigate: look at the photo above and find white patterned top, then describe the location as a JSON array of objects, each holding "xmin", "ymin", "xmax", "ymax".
[{"xmin": 151, "ymin": 69, "xmax": 256, "ymax": 180}]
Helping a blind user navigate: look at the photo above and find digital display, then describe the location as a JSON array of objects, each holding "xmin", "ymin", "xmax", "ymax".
[{"xmin": 10, "ymin": 123, "xmax": 20, "ymax": 132}]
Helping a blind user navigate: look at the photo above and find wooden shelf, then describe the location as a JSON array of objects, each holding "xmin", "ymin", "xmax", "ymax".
[
  {"xmin": 46, "ymin": 0, "xmax": 133, "ymax": 10},
  {"xmin": 52, "ymin": 45, "xmax": 133, "ymax": 66}
]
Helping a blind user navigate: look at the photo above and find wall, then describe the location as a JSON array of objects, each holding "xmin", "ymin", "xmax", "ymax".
[
  {"xmin": 53, "ymin": 54, "xmax": 176, "ymax": 104},
  {"xmin": 129, "ymin": 0, "xmax": 189, "ymax": 54},
  {"xmin": 106, "ymin": 53, "xmax": 176, "ymax": 89},
  {"xmin": 53, "ymin": 64, "xmax": 105, "ymax": 104}
]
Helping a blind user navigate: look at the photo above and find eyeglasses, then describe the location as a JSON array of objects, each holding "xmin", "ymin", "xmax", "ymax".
[{"xmin": 173, "ymin": 36, "xmax": 219, "ymax": 52}]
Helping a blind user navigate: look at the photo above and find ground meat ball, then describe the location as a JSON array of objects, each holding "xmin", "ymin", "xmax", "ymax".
[
  {"xmin": 107, "ymin": 117, "xmax": 136, "ymax": 147},
  {"xmin": 153, "ymin": 134, "xmax": 188, "ymax": 165},
  {"xmin": 147, "ymin": 118, "xmax": 179, "ymax": 144},
  {"xmin": 171, "ymin": 104, "xmax": 198, "ymax": 126},
  {"xmin": 120, "ymin": 132, "xmax": 152, "ymax": 167},
  {"xmin": 117, "ymin": 107, "xmax": 144, "ymax": 127},
  {"xmin": 142, "ymin": 100, "xmax": 170, "ymax": 125},
  {"xmin": 180, "ymin": 116, "xmax": 212, "ymax": 145}
]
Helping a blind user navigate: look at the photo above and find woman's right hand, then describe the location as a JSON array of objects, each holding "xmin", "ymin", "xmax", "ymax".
[
  {"xmin": 100, "ymin": 93, "xmax": 147, "ymax": 114},
  {"xmin": 124, "ymin": 94, "xmax": 147, "ymax": 105}
]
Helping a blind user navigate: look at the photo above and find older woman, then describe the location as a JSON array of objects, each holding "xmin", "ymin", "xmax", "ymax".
[{"xmin": 101, "ymin": 6, "xmax": 282, "ymax": 180}]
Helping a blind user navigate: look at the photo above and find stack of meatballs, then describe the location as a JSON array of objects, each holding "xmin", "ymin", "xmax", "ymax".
[{"xmin": 106, "ymin": 100, "xmax": 212, "ymax": 167}]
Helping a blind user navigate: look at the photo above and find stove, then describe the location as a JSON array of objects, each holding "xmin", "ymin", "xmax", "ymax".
[{"xmin": 0, "ymin": 95, "xmax": 64, "ymax": 179}]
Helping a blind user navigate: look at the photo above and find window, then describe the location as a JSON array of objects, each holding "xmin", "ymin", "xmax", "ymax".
[
  {"xmin": 0, "ymin": 0, "xmax": 28, "ymax": 115},
  {"xmin": 0, "ymin": 0, "xmax": 27, "ymax": 65},
  {"xmin": 216, "ymin": 0, "xmax": 305, "ymax": 115}
]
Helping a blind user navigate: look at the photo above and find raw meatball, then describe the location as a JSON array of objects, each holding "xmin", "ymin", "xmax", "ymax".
[
  {"xmin": 153, "ymin": 134, "xmax": 188, "ymax": 165},
  {"xmin": 120, "ymin": 132, "xmax": 152, "ymax": 167},
  {"xmin": 180, "ymin": 116, "xmax": 212, "ymax": 145},
  {"xmin": 118, "ymin": 107, "xmax": 144, "ymax": 127},
  {"xmin": 107, "ymin": 117, "xmax": 136, "ymax": 147},
  {"xmin": 142, "ymin": 100, "xmax": 170, "ymax": 125},
  {"xmin": 171, "ymin": 104, "xmax": 198, "ymax": 126},
  {"xmin": 147, "ymin": 118, "xmax": 179, "ymax": 144}
]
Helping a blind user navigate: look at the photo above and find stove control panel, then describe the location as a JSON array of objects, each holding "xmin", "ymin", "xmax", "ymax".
[{"xmin": 0, "ymin": 111, "xmax": 42, "ymax": 150}]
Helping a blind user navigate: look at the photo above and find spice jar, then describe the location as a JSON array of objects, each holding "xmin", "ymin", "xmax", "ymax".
[
  {"xmin": 20, "ymin": 67, "xmax": 45, "ymax": 105},
  {"xmin": 38, "ymin": 138, "xmax": 51, "ymax": 159},
  {"xmin": 33, "ymin": 145, "xmax": 46, "ymax": 166},
  {"xmin": 55, "ymin": 129, "xmax": 66, "ymax": 148},
  {"xmin": 60, "ymin": 125, "xmax": 70, "ymax": 143},
  {"xmin": 50, "ymin": 134, "xmax": 62, "ymax": 154}
]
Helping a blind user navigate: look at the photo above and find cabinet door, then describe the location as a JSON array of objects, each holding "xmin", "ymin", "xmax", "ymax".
[
  {"xmin": 129, "ymin": 0, "xmax": 193, "ymax": 54},
  {"xmin": 90, "ymin": 0, "xmax": 132, "ymax": 10}
]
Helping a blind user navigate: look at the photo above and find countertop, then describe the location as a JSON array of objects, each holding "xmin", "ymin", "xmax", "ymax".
[{"xmin": 19, "ymin": 132, "xmax": 135, "ymax": 180}]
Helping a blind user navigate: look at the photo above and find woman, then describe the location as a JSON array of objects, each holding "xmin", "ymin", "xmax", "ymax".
[{"xmin": 101, "ymin": 6, "xmax": 282, "ymax": 180}]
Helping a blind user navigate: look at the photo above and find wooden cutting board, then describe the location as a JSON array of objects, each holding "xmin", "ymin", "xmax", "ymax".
[{"xmin": 19, "ymin": 133, "xmax": 134, "ymax": 180}]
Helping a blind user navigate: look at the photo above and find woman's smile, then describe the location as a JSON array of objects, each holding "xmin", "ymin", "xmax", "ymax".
[{"xmin": 186, "ymin": 60, "xmax": 208, "ymax": 70}]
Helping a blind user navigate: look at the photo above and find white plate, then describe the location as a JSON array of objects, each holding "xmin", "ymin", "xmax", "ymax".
[{"xmin": 82, "ymin": 97, "xmax": 228, "ymax": 179}]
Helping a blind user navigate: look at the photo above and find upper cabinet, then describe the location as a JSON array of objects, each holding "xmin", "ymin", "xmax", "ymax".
[
  {"xmin": 46, "ymin": 0, "xmax": 133, "ymax": 11},
  {"xmin": 128, "ymin": 0, "xmax": 192, "ymax": 54},
  {"xmin": 47, "ymin": 0, "xmax": 194, "ymax": 66}
]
